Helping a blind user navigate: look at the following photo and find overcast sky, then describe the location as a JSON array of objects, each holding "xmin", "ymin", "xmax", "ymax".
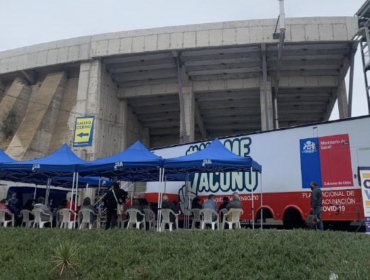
[{"xmin": 0, "ymin": 0, "xmax": 367, "ymax": 120}]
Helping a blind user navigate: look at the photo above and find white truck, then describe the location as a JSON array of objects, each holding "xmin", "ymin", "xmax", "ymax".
[{"xmin": 146, "ymin": 116, "xmax": 370, "ymax": 228}]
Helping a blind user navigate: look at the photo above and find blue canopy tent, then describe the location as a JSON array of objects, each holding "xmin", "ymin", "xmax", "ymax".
[
  {"xmin": 163, "ymin": 138, "xmax": 262, "ymax": 173},
  {"xmin": 1, "ymin": 144, "xmax": 86, "ymax": 176},
  {"xmin": 78, "ymin": 140, "xmax": 163, "ymax": 182},
  {"xmin": 162, "ymin": 138, "xmax": 262, "ymax": 230},
  {"xmin": 0, "ymin": 148, "xmax": 15, "ymax": 164},
  {"xmin": 0, "ymin": 148, "xmax": 19, "ymax": 182},
  {"xmin": 52, "ymin": 176, "xmax": 112, "ymax": 188},
  {"xmin": 1, "ymin": 144, "xmax": 87, "ymax": 222}
]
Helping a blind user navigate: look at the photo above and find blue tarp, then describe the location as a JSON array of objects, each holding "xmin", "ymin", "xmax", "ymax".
[
  {"xmin": 163, "ymin": 138, "xmax": 262, "ymax": 174},
  {"xmin": 0, "ymin": 148, "xmax": 15, "ymax": 164},
  {"xmin": 0, "ymin": 148, "xmax": 22, "ymax": 182},
  {"xmin": 52, "ymin": 176, "xmax": 112, "ymax": 188},
  {"xmin": 1, "ymin": 144, "xmax": 86, "ymax": 175},
  {"xmin": 78, "ymin": 141, "xmax": 163, "ymax": 181}
]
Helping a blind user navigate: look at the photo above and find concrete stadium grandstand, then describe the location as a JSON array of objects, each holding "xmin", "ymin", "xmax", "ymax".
[{"xmin": 0, "ymin": 1, "xmax": 368, "ymax": 161}]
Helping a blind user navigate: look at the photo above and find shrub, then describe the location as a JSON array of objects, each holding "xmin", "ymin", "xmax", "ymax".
[
  {"xmin": 0, "ymin": 228, "xmax": 368, "ymax": 280},
  {"xmin": 52, "ymin": 240, "xmax": 80, "ymax": 277}
]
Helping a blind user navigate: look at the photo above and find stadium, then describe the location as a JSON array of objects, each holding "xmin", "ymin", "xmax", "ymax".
[{"xmin": 0, "ymin": 5, "xmax": 367, "ymax": 161}]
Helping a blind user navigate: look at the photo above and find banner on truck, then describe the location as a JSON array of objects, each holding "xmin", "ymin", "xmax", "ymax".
[
  {"xmin": 359, "ymin": 167, "xmax": 370, "ymax": 234},
  {"xmin": 300, "ymin": 134, "xmax": 353, "ymax": 189}
]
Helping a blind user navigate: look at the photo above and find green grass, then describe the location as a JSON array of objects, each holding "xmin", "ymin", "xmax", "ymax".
[{"xmin": 0, "ymin": 228, "xmax": 369, "ymax": 280}]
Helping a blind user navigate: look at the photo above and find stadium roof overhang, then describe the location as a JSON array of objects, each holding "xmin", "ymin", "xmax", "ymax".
[{"xmin": 112, "ymin": 41, "xmax": 354, "ymax": 139}]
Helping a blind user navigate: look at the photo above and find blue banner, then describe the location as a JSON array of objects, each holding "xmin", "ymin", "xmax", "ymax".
[{"xmin": 300, "ymin": 138, "xmax": 322, "ymax": 189}]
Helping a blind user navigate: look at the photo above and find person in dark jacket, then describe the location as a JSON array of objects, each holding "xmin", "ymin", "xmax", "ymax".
[
  {"xmin": 226, "ymin": 192, "xmax": 243, "ymax": 210},
  {"xmin": 191, "ymin": 197, "xmax": 202, "ymax": 209},
  {"xmin": 103, "ymin": 182, "xmax": 128, "ymax": 230},
  {"xmin": 310, "ymin": 181, "xmax": 323, "ymax": 230},
  {"xmin": 23, "ymin": 199, "xmax": 35, "ymax": 212},
  {"xmin": 8, "ymin": 192, "xmax": 20, "ymax": 216},
  {"xmin": 218, "ymin": 197, "xmax": 230, "ymax": 212}
]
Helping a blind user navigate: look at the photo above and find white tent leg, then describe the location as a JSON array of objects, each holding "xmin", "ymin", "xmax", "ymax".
[
  {"xmin": 251, "ymin": 168, "xmax": 254, "ymax": 230},
  {"xmin": 260, "ymin": 172, "xmax": 263, "ymax": 230},
  {"xmin": 186, "ymin": 172, "xmax": 190, "ymax": 229},
  {"xmin": 33, "ymin": 185, "xmax": 38, "ymax": 200},
  {"xmin": 45, "ymin": 178, "xmax": 51, "ymax": 206},
  {"xmin": 73, "ymin": 173, "xmax": 79, "ymax": 227},
  {"xmin": 157, "ymin": 168, "xmax": 162, "ymax": 232},
  {"xmin": 97, "ymin": 177, "xmax": 101, "ymax": 200},
  {"xmin": 69, "ymin": 172, "xmax": 76, "ymax": 229}
]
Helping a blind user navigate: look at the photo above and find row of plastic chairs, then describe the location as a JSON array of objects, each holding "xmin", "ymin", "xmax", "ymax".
[
  {"xmin": 124, "ymin": 208, "xmax": 243, "ymax": 231},
  {"xmin": 118, "ymin": 208, "xmax": 177, "ymax": 231},
  {"xmin": 0, "ymin": 208, "xmax": 99, "ymax": 229},
  {"xmin": 191, "ymin": 208, "xmax": 244, "ymax": 230},
  {"xmin": 0, "ymin": 208, "xmax": 244, "ymax": 231}
]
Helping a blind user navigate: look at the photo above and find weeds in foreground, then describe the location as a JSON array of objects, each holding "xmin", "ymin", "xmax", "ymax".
[{"xmin": 51, "ymin": 240, "xmax": 80, "ymax": 276}]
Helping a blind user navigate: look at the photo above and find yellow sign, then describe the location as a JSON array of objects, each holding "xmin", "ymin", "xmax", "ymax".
[{"xmin": 73, "ymin": 116, "xmax": 95, "ymax": 147}]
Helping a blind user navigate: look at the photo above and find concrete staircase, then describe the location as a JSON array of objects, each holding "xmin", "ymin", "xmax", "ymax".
[{"xmin": 6, "ymin": 72, "xmax": 67, "ymax": 160}]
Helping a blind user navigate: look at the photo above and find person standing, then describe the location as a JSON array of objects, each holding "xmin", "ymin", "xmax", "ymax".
[
  {"xmin": 103, "ymin": 182, "xmax": 128, "ymax": 230},
  {"xmin": 310, "ymin": 181, "xmax": 323, "ymax": 230}
]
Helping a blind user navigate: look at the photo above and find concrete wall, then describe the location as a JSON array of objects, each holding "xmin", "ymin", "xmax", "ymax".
[
  {"xmin": 6, "ymin": 72, "xmax": 67, "ymax": 160},
  {"xmin": 93, "ymin": 65, "xmax": 126, "ymax": 159},
  {"xmin": 23, "ymin": 72, "xmax": 67, "ymax": 159},
  {"xmin": 73, "ymin": 60, "xmax": 145, "ymax": 160},
  {"xmin": 0, "ymin": 78, "xmax": 32, "ymax": 150},
  {"xmin": 151, "ymin": 135, "xmax": 179, "ymax": 148},
  {"xmin": 48, "ymin": 77, "xmax": 79, "ymax": 153},
  {"xmin": 0, "ymin": 17, "xmax": 358, "ymax": 75}
]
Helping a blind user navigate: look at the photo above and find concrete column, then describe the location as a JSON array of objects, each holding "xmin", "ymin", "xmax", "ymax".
[
  {"xmin": 74, "ymin": 60, "xmax": 102, "ymax": 159},
  {"xmin": 337, "ymin": 80, "xmax": 349, "ymax": 119},
  {"xmin": 180, "ymin": 86, "xmax": 195, "ymax": 142},
  {"xmin": 76, "ymin": 60, "xmax": 102, "ymax": 117},
  {"xmin": 0, "ymin": 81, "xmax": 5, "ymax": 102},
  {"xmin": 48, "ymin": 77, "xmax": 79, "ymax": 153},
  {"xmin": 141, "ymin": 127, "xmax": 150, "ymax": 147},
  {"xmin": 260, "ymin": 77, "xmax": 274, "ymax": 131},
  {"xmin": 0, "ymin": 77, "xmax": 32, "ymax": 150},
  {"xmin": 6, "ymin": 72, "xmax": 67, "ymax": 160}
]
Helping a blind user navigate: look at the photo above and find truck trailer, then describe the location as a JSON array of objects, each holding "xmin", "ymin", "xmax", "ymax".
[{"xmin": 146, "ymin": 116, "xmax": 370, "ymax": 228}]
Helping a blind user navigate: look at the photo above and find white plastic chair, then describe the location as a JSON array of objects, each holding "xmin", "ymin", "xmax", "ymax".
[
  {"xmin": 0, "ymin": 209, "xmax": 14, "ymax": 227},
  {"xmin": 117, "ymin": 213, "xmax": 127, "ymax": 229},
  {"xmin": 160, "ymin": 209, "xmax": 179, "ymax": 231},
  {"xmin": 200, "ymin": 209, "xmax": 219, "ymax": 230},
  {"xmin": 57, "ymin": 208, "xmax": 76, "ymax": 229},
  {"xmin": 126, "ymin": 209, "xmax": 146, "ymax": 229},
  {"xmin": 32, "ymin": 208, "xmax": 53, "ymax": 228},
  {"xmin": 225, "ymin": 209, "xmax": 244, "ymax": 229},
  {"xmin": 191, "ymin": 209, "xmax": 201, "ymax": 229},
  {"xmin": 143, "ymin": 208, "xmax": 156, "ymax": 230},
  {"xmin": 79, "ymin": 209, "xmax": 98, "ymax": 230},
  {"xmin": 20, "ymin": 209, "xmax": 34, "ymax": 228},
  {"xmin": 219, "ymin": 209, "xmax": 229, "ymax": 230}
]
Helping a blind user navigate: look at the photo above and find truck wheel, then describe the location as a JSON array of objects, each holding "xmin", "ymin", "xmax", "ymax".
[{"xmin": 283, "ymin": 208, "xmax": 305, "ymax": 229}]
